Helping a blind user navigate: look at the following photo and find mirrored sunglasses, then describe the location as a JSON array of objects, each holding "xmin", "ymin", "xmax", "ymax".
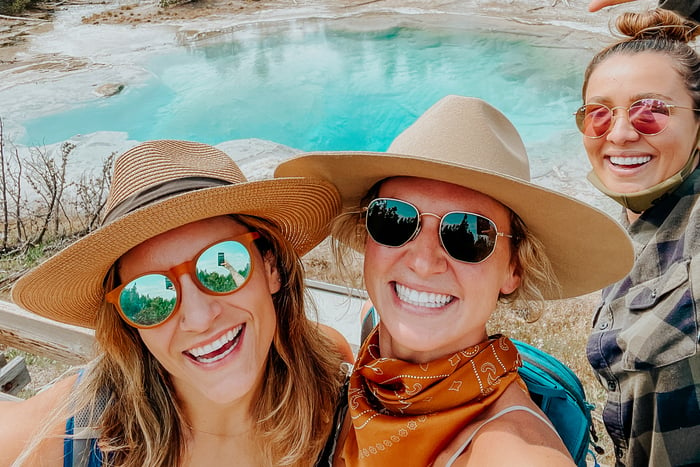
[
  {"xmin": 106, "ymin": 232, "xmax": 260, "ymax": 328},
  {"xmin": 365, "ymin": 198, "xmax": 513, "ymax": 264},
  {"xmin": 574, "ymin": 98, "xmax": 700, "ymax": 138}
]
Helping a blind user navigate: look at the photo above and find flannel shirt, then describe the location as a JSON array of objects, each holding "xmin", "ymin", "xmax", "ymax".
[
  {"xmin": 587, "ymin": 168, "xmax": 700, "ymax": 467},
  {"xmin": 659, "ymin": 0, "xmax": 700, "ymax": 23}
]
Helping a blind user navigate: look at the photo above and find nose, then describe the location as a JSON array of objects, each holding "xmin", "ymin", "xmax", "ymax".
[
  {"xmin": 402, "ymin": 214, "xmax": 448, "ymax": 276},
  {"xmin": 606, "ymin": 107, "xmax": 641, "ymax": 144},
  {"xmin": 176, "ymin": 274, "xmax": 222, "ymax": 332}
]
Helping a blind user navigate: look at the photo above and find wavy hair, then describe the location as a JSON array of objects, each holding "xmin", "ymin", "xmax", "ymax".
[{"xmin": 15, "ymin": 214, "xmax": 345, "ymax": 466}]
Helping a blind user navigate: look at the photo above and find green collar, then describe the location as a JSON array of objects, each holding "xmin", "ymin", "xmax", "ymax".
[{"xmin": 587, "ymin": 148, "xmax": 699, "ymax": 213}]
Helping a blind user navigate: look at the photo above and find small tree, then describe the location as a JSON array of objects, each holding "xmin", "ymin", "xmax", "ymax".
[{"xmin": 70, "ymin": 150, "xmax": 115, "ymax": 234}]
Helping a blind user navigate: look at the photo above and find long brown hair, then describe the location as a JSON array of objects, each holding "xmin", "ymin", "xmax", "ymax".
[{"xmin": 16, "ymin": 214, "xmax": 345, "ymax": 466}]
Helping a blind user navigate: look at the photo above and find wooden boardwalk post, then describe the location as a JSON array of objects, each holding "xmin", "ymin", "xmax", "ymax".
[{"xmin": 0, "ymin": 352, "xmax": 30, "ymax": 396}]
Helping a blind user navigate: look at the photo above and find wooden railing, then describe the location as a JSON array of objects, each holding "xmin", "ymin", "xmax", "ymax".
[
  {"xmin": 0, "ymin": 280, "xmax": 366, "ymax": 400},
  {"xmin": 0, "ymin": 300, "xmax": 95, "ymax": 365}
]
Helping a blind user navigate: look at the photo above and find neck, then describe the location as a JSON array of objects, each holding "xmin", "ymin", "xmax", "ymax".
[
  {"xmin": 178, "ymin": 388, "xmax": 258, "ymax": 439},
  {"xmin": 626, "ymin": 209, "xmax": 642, "ymax": 224},
  {"xmin": 378, "ymin": 324, "xmax": 489, "ymax": 363}
]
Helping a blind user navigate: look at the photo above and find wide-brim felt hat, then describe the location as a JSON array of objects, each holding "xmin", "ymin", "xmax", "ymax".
[
  {"xmin": 275, "ymin": 95, "xmax": 634, "ymax": 299},
  {"xmin": 12, "ymin": 140, "xmax": 341, "ymax": 329}
]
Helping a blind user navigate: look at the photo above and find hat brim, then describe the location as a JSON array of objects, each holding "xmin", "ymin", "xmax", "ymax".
[
  {"xmin": 12, "ymin": 177, "xmax": 340, "ymax": 329},
  {"xmin": 275, "ymin": 152, "xmax": 634, "ymax": 300}
]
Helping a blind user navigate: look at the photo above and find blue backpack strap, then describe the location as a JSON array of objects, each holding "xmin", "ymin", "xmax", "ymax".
[
  {"xmin": 360, "ymin": 306, "xmax": 379, "ymax": 344},
  {"xmin": 64, "ymin": 370, "xmax": 105, "ymax": 467},
  {"xmin": 513, "ymin": 339, "xmax": 600, "ymax": 467}
]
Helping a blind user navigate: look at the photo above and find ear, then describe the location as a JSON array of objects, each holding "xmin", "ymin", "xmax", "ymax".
[
  {"xmin": 500, "ymin": 259, "xmax": 522, "ymax": 295},
  {"xmin": 263, "ymin": 251, "xmax": 281, "ymax": 295}
]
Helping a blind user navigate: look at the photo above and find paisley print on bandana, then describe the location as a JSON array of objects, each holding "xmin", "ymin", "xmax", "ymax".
[{"xmin": 342, "ymin": 330, "xmax": 522, "ymax": 466}]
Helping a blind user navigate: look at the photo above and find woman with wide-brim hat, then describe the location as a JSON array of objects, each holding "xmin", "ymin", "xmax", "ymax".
[
  {"xmin": 275, "ymin": 95, "xmax": 634, "ymax": 466},
  {"xmin": 0, "ymin": 140, "xmax": 350, "ymax": 466}
]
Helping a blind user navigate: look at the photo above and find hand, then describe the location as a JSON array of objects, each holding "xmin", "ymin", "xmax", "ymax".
[{"xmin": 588, "ymin": 0, "xmax": 636, "ymax": 12}]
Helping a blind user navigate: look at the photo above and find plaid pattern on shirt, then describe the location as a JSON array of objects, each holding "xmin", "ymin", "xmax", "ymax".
[{"xmin": 587, "ymin": 169, "xmax": 700, "ymax": 467}]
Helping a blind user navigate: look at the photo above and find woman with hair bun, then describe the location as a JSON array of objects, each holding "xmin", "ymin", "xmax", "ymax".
[{"xmin": 576, "ymin": 8, "xmax": 700, "ymax": 466}]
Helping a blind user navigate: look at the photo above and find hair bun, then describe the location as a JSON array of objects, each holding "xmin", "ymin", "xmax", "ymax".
[{"xmin": 616, "ymin": 9, "xmax": 700, "ymax": 43}]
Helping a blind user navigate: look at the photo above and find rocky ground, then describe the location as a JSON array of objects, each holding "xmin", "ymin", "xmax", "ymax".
[{"xmin": 0, "ymin": 0, "xmax": 656, "ymax": 73}]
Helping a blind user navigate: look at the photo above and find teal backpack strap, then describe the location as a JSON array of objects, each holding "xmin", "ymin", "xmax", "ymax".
[
  {"xmin": 360, "ymin": 306, "xmax": 379, "ymax": 344},
  {"xmin": 513, "ymin": 339, "xmax": 601, "ymax": 467}
]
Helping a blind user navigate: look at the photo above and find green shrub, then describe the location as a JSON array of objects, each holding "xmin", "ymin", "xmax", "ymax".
[{"xmin": 0, "ymin": 0, "xmax": 34, "ymax": 16}]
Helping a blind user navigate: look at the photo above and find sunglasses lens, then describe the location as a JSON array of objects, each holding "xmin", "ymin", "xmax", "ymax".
[
  {"xmin": 441, "ymin": 212, "xmax": 498, "ymax": 263},
  {"xmin": 116, "ymin": 240, "xmax": 254, "ymax": 328},
  {"xmin": 118, "ymin": 274, "xmax": 177, "ymax": 327},
  {"xmin": 366, "ymin": 198, "xmax": 419, "ymax": 247},
  {"xmin": 629, "ymin": 99, "xmax": 669, "ymax": 135},
  {"xmin": 196, "ymin": 240, "xmax": 253, "ymax": 293},
  {"xmin": 577, "ymin": 104, "xmax": 612, "ymax": 138}
]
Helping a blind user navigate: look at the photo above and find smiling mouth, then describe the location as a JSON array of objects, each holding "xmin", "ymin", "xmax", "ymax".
[
  {"xmin": 394, "ymin": 283, "xmax": 454, "ymax": 308},
  {"xmin": 185, "ymin": 324, "xmax": 244, "ymax": 364},
  {"xmin": 609, "ymin": 155, "xmax": 651, "ymax": 168}
]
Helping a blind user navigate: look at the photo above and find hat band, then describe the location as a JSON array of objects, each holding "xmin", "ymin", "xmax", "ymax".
[{"xmin": 103, "ymin": 177, "xmax": 232, "ymax": 225}]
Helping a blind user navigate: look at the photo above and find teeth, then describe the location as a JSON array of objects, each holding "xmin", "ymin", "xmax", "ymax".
[
  {"xmin": 188, "ymin": 325, "xmax": 243, "ymax": 358},
  {"xmin": 395, "ymin": 283, "xmax": 453, "ymax": 308},
  {"xmin": 610, "ymin": 155, "xmax": 651, "ymax": 166}
]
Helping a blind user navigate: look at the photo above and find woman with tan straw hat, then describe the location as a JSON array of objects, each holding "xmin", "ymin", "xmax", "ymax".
[
  {"xmin": 575, "ymin": 9, "xmax": 700, "ymax": 466},
  {"xmin": 0, "ymin": 140, "xmax": 350, "ymax": 466},
  {"xmin": 275, "ymin": 95, "xmax": 635, "ymax": 466}
]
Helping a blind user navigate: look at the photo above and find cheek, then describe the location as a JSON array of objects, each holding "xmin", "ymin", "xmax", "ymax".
[
  {"xmin": 138, "ymin": 327, "xmax": 171, "ymax": 361},
  {"xmin": 582, "ymin": 137, "xmax": 601, "ymax": 160},
  {"xmin": 363, "ymin": 240, "xmax": 391, "ymax": 277}
]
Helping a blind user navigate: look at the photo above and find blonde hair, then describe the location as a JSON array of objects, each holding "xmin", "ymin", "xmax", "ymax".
[
  {"xmin": 582, "ymin": 9, "xmax": 700, "ymax": 109},
  {"xmin": 16, "ymin": 214, "xmax": 344, "ymax": 466},
  {"xmin": 330, "ymin": 180, "xmax": 560, "ymax": 311}
]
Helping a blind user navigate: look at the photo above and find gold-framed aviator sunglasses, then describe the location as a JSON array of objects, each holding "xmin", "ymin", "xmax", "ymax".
[{"xmin": 574, "ymin": 98, "xmax": 700, "ymax": 138}]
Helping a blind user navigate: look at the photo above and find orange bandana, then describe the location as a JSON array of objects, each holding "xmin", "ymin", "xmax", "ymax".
[{"xmin": 342, "ymin": 330, "xmax": 521, "ymax": 466}]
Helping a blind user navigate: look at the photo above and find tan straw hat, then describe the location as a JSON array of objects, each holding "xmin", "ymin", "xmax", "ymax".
[
  {"xmin": 12, "ymin": 140, "xmax": 341, "ymax": 328},
  {"xmin": 275, "ymin": 95, "xmax": 634, "ymax": 299}
]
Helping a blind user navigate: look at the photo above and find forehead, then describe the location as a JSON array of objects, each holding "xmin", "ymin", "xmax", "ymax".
[
  {"xmin": 586, "ymin": 51, "xmax": 689, "ymax": 102},
  {"xmin": 377, "ymin": 176, "xmax": 511, "ymax": 221},
  {"xmin": 118, "ymin": 216, "xmax": 248, "ymax": 272}
]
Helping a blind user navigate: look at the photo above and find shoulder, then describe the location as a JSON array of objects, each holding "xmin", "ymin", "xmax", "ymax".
[
  {"xmin": 317, "ymin": 322, "xmax": 355, "ymax": 364},
  {"xmin": 434, "ymin": 383, "xmax": 574, "ymax": 467},
  {"xmin": 0, "ymin": 374, "xmax": 77, "ymax": 465}
]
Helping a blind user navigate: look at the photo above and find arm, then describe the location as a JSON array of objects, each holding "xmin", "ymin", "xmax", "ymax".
[
  {"xmin": 587, "ymin": 0, "xmax": 635, "ymax": 11},
  {"xmin": 318, "ymin": 323, "xmax": 355, "ymax": 363},
  {"xmin": 0, "ymin": 375, "xmax": 76, "ymax": 466}
]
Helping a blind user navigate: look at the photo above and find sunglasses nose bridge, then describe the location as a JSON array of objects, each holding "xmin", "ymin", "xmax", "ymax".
[
  {"xmin": 605, "ymin": 105, "xmax": 645, "ymax": 139},
  {"xmin": 169, "ymin": 260, "xmax": 194, "ymax": 282},
  {"xmin": 415, "ymin": 211, "xmax": 442, "ymax": 240}
]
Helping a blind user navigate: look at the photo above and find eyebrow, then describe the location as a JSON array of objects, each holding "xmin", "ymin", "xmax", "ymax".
[{"xmin": 586, "ymin": 93, "xmax": 676, "ymax": 105}]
